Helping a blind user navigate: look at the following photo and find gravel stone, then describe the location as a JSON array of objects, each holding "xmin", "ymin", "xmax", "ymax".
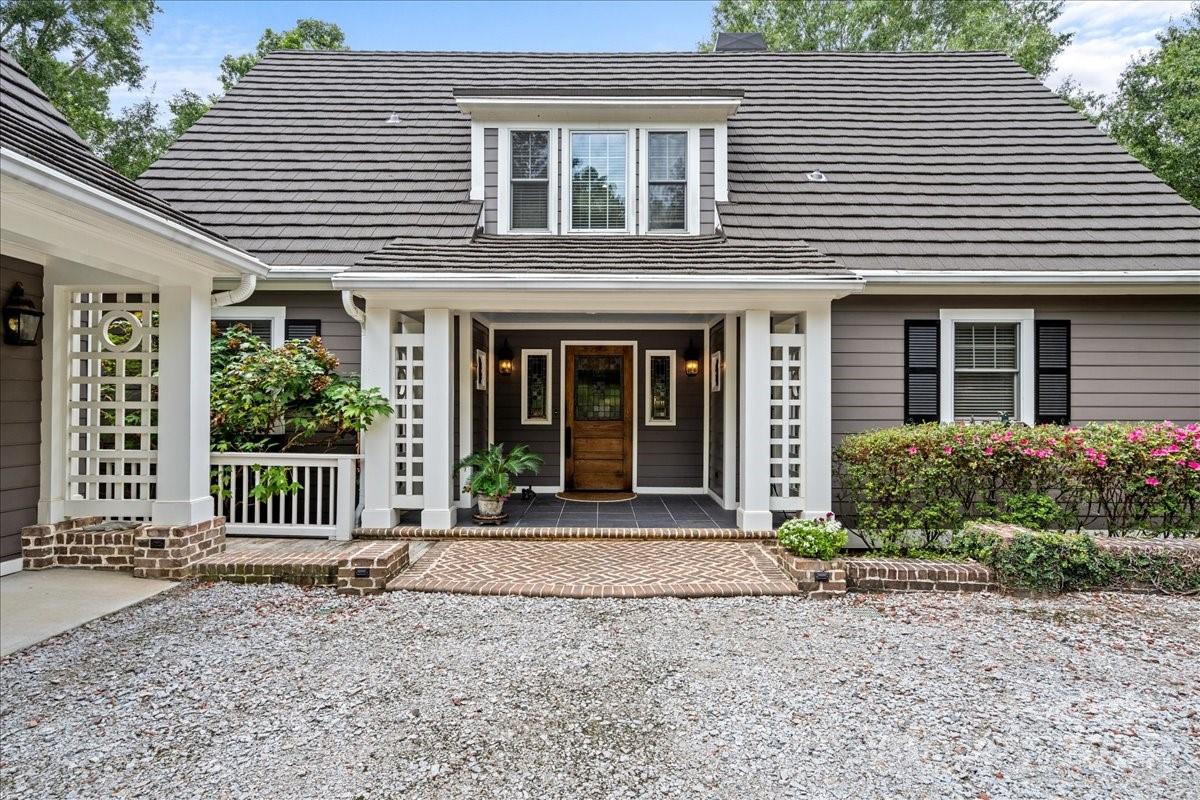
[{"xmin": 1, "ymin": 584, "xmax": 1197, "ymax": 799}]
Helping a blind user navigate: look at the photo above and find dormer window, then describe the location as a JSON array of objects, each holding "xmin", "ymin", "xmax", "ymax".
[
  {"xmin": 510, "ymin": 130, "xmax": 551, "ymax": 230},
  {"xmin": 647, "ymin": 131, "xmax": 687, "ymax": 231},
  {"xmin": 569, "ymin": 131, "xmax": 629, "ymax": 232}
]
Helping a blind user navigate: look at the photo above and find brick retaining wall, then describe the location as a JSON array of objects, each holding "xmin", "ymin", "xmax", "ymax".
[
  {"xmin": 844, "ymin": 559, "xmax": 997, "ymax": 593},
  {"xmin": 133, "ymin": 518, "xmax": 226, "ymax": 580},
  {"xmin": 22, "ymin": 517, "xmax": 133, "ymax": 571}
]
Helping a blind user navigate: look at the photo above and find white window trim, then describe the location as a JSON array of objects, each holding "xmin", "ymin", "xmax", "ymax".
[
  {"xmin": 939, "ymin": 308, "xmax": 1035, "ymax": 425},
  {"xmin": 638, "ymin": 127, "xmax": 700, "ymax": 235},
  {"xmin": 211, "ymin": 305, "xmax": 285, "ymax": 347},
  {"xmin": 499, "ymin": 127, "xmax": 559, "ymax": 234},
  {"xmin": 644, "ymin": 349, "xmax": 677, "ymax": 426},
  {"xmin": 565, "ymin": 126, "xmax": 635, "ymax": 234},
  {"xmin": 520, "ymin": 348, "xmax": 553, "ymax": 425}
]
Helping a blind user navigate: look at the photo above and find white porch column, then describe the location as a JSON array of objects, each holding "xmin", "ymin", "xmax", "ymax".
[
  {"xmin": 802, "ymin": 300, "xmax": 834, "ymax": 519},
  {"xmin": 151, "ymin": 281, "xmax": 214, "ymax": 526},
  {"xmin": 721, "ymin": 312, "xmax": 739, "ymax": 510},
  {"xmin": 360, "ymin": 303, "xmax": 395, "ymax": 528},
  {"xmin": 422, "ymin": 308, "xmax": 457, "ymax": 529},
  {"xmin": 38, "ymin": 284, "xmax": 68, "ymax": 524},
  {"xmin": 457, "ymin": 313, "xmax": 474, "ymax": 509},
  {"xmin": 737, "ymin": 309, "xmax": 772, "ymax": 531}
]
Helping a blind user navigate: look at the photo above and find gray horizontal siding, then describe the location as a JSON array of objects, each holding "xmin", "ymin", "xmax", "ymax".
[
  {"xmin": 708, "ymin": 321, "xmax": 724, "ymax": 495},
  {"xmin": 472, "ymin": 321, "xmax": 489, "ymax": 452},
  {"xmin": 831, "ymin": 294, "xmax": 1200, "ymax": 441},
  {"xmin": 491, "ymin": 329, "xmax": 705, "ymax": 489},
  {"xmin": 1, "ymin": 254, "xmax": 43, "ymax": 563},
  {"xmin": 241, "ymin": 290, "xmax": 361, "ymax": 374},
  {"xmin": 483, "ymin": 127, "xmax": 497, "ymax": 233},
  {"xmin": 700, "ymin": 128, "xmax": 715, "ymax": 234}
]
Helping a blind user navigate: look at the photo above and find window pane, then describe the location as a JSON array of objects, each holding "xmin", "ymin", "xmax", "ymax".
[
  {"xmin": 954, "ymin": 372, "xmax": 1017, "ymax": 419},
  {"xmin": 648, "ymin": 132, "xmax": 687, "ymax": 182},
  {"xmin": 574, "ymin": 355, "xmax": 623, "ymax": 420},
  {"xmin": 649, "ymin": 355, "xmax": 672, "ymax": 420},
  {"xmin": 525, "ymin": 353, "xmax": 548, "ymax": 421},
  {"xmin": 648, "ymin": 183, "xmax": 685, "ymax": 231},
  {"xmin": 571, "ymin": 132, "xmax": 627, "ymax": 230},
  {"xmin": 955, "ymin": 323, "xmax": 1017, "ymax": 369},
  {"xmin": 511, "ymin": 182, "xmax": 548, "ymax": 229},
  {"xmin": 511, "ymin": 131, "xmax": 548, "ymax": 180}
]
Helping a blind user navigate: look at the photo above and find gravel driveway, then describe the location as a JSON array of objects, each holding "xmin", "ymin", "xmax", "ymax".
[{"xmin": 2, "ymin": 584, "xmax": 1196, "ymax": 800}]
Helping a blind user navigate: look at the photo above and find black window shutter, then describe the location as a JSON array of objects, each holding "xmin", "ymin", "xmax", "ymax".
[
  {"xmin": 1035, "ymin": 320, "xmax": 1070, "ymax": 424},
  {"xmin": 285, "ymin": 319, "xmax": 321, "ymax": 340},
  {"xmin": 904, "ymin": 320, "xmax": 940, "ymax": 423},
  {"xmin": 214, "ymin": 318, "xmax": 273, "ymax": 344}
]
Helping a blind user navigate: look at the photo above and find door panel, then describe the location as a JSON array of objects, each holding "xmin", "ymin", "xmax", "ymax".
[{"xmin": 565, "ymin": 345, "xmax": 633, "ymax": 490}]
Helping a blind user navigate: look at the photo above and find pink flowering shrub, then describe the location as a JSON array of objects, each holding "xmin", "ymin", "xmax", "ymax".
[{"xmin": 835, "ymin": 421, "xmax": 1200, "ymax": 548}]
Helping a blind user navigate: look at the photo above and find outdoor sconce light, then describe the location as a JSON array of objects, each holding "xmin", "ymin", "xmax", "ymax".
[
  {"xmin": 497, "ymin": 338, "xmax": 515, "ymax": 376},
  {"xmin": 683, "ymin": 339, "xmax": 701, "ymax": 377},
  {"xmin": 3, "ymin": 282, "xmax": 43, "ymax": 346}
]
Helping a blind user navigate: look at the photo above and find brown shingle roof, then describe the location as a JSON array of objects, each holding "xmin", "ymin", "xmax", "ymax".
[{"xmin": 138, "ymin": 49, "xmax": 1200, "ymax": 272}]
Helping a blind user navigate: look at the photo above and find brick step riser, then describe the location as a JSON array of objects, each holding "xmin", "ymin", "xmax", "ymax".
[{"xmin": 357, "ymin": 527, "xmax": 772, "ymax": 542}]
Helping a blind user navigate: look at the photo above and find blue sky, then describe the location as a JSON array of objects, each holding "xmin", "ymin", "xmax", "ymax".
[{"xmin": 111, "ymin": 0, "xmax": 1192, "ymax": 113}]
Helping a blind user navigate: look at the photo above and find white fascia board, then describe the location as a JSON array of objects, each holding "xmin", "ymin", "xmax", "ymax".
[
  {"xmin": 859, "ymin": 269, "xmax": 1200, "ymax": 291},
  {"xmin": 332, "ymin": 271, "xmax": 864, "ymax": 293},
  {"xmin": 1, "ymin": 147, "xmax": 268, "ymax": 278},
  {"xmin": 456, "ymin": 96, "xmax": 741, "ymax": 123}
]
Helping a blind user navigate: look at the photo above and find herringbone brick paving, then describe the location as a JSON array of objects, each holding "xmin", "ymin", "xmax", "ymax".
[{"xmin": 386, "ymin": 539, "xmax": 801, "ymax": 598}]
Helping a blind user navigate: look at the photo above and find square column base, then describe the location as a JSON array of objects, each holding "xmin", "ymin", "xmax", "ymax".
[
  {"xmin": 361, "ymin": 507, "xmax": 397, "ymax": 529},
  {"xmin": 151, "ymin": 496, "xmax": 214, "ymax": 527},
  {"xmin": 737, "ymin": 508, "xmax": 774, "ymax": 532},
  {"xmin": 421, "ymin": 507, "xmax": 457, "ymax": 530}
]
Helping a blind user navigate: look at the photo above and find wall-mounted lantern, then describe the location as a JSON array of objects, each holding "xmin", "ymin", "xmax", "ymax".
[
  {"xmin": 497, "ymin": 338, "xmax": 515, "ymax": 375},
  {"xmin": 683, "ymin": 339, "xmax": 701, "ymax": 377},
  {"xmin": 3, "ymin": 282, "xmax": 43, "ymax": 346}
]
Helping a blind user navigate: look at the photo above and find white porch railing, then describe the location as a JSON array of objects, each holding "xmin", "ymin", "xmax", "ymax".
[{"xmin": 210, "ymin": 453, "xmax": 360, "ymax": 540}]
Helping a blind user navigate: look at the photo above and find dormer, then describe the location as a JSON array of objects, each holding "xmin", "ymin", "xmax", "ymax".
[{"xmin": 456, "ymin": 89, "xmax": 741, "ymax": 236}]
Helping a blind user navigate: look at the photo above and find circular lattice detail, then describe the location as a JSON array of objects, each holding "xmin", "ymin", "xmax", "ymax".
[{"xmin": 100, "ymin": 310, "xmax": 144, "ymax": 352}]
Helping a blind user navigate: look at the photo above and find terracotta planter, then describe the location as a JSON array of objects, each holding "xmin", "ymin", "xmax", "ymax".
[{"xmin": 476, "ymin": 495, "xmax": 505, "ymax": 516}]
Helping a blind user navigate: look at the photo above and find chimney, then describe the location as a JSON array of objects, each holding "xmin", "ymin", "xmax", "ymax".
[{"xmin": 714, "ymin": 31, "xmax": 767, "ymax": 52}]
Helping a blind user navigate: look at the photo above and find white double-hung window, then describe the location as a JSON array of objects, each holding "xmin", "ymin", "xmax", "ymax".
[
  {"xmin": 509, "ymin": 130, "xmax": 551, "ymax": 230},
  {"xmin": 646, "ymin": 131, "xmax": 688, "ymax": 231},
  {"xmin": 940, "ymin": 309, "xmax": 1035, "ymax": 424},
  {"xmin": 569, "ymin": 130, "xmax": 629, "ymax": 231}
]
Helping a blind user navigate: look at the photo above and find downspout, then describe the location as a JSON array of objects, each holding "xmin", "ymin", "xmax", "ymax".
[
  {"xmin": 341, "ymin": 290, "xmax": 366, "ymax": 326},
  {"xmin": 340, "ymin": 290, "xmax": 368, "ymax": 527},
  {"xmin": 210, "ymin": 274, "xmax": 257, "ymax": 307}
]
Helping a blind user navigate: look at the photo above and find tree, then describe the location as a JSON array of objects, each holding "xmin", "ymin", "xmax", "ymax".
[
  {"xmin": 219, "ymin": 18, "xmax": 346, "ymax": 91},
  {"xmin": 1, "ymin": 0, "xmax": 158, "ymax": 147},
  {"xmin": 1101, "ymin": 4, "xmax": 1199, "ymax": 208},
  {"xmin": 706, "ymin": 0, "xmax": 1072, "ymax": 79}
]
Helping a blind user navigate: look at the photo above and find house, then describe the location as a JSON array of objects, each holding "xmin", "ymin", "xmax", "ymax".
[
  {"xmin": 2, "ymin": 40, "xmax": 1198, "ymax": 572},
  {"xmin": 0, "ymin": 50, "xmax": 266, "ymax": 573}
]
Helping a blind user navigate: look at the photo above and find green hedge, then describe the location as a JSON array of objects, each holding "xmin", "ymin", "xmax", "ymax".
[{"xmin": 835, "ymin": 421, "xmax": 1200, "ymax": 551}]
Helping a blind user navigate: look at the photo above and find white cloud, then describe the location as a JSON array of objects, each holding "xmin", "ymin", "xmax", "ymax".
[
  {"xmin": 109, "ymin": 17, "xmax": 253, "ymax": 117},
  {"xmin": 1048, "ymin": 0, "xmax": 1192, "ymax": 95}
]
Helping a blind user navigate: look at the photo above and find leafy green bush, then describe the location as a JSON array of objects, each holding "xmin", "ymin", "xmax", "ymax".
[
  {"xmin": 210, "ymin": 324, "xmax": 390, "ymax": 452},
  {"xmin": 777, "ymin": 514, "xmax": 848, "ymax": 561},
  {"xmin": 835, "ymin": 421, "xmax": 1200, "ymax": 541},
  {"xmin": 954, "ymin": 528, "xmax": 1110, "ymax": 593}
]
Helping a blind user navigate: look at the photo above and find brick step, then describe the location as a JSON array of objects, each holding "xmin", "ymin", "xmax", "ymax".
[
  {"xmin": 192, "ymin": 541, "xmax": 409, "ymax": 595},
  {"xmin": 357, "ymin": 526, "xmax": 771, "ymax": 542}
]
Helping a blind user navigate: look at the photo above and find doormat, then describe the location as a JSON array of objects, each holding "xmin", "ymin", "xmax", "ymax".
[{"xmin": 555, "ymin": 491, "xmax": 638, "ymax": 503}]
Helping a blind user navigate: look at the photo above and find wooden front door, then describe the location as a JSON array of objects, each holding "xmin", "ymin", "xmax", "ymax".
[{"xmin": 565, "ymin": 345, "xmax": 633, "ymax": 490}]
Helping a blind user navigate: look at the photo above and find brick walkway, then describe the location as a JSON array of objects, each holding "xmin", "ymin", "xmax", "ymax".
[{"xmin": 386, "ymin": 540, "xmax": 800, "ymax": 598}]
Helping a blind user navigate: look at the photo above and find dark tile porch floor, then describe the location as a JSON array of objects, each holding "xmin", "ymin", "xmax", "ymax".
[{"xmin": 401, "ymin": 493, "xmax": 740, "ymax": 529}]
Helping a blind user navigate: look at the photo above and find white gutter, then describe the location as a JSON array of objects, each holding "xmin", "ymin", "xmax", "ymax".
[
  {"xmin": 1, "ymin": 147, "xmax": 269, "ymax": 277},
  {"xmin": 332, "ymin": 271, "xmax": 864, "ymax": 293},
  {"xmin": 340, "ymin": 290, "xmax": 366, "ymax": 326},
  {"xmin": 211, "ymin": 274, "xmax": 257, "ymax": 307},
  {"xmin": 857, "ymin": 269, "xmax": 1200, "ymax": 286}
]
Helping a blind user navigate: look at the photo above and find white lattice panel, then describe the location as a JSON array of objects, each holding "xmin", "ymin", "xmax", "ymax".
[
  {"xmin": 768, "ymin": 334, "xmax": 805, "ymax": 511},
  {"xmin": 391, "ymin": 333, "xmax": 425, "ymax": 508},
  {"xmin": 66, "ymin": 290, "xmax": 159, "ymax": 518}
]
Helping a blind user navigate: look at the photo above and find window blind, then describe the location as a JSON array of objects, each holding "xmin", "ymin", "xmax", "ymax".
[
  {"xmin": 647, "ymin": 131, "xmax": 687, "ymax": 231},
  {"xmin": 571, "ymin": 131, "xmax": 627, "ymax": 230},
  {"xmin": 953, "ymin": 322, "xmax": 1018, "ymax": 419},
  {"xmin": 904, "ymin": 320, "xmax": 939, "ymax": 423},
  {"xmin": 285, "ymin": 319, "xmax": 321, "ymax": 340},
  {"xmin": 1035, "ymin": 320, "xmax": 1071, "ymax": 424},
  {"xmin": 510, "ymin": 131, "xmax": 549, "ymax": 229}
]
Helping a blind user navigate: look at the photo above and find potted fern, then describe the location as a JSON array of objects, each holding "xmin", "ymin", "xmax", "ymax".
[{"xmin": 455, "ymin": 444, "xmax": 544, "ymax": 516}]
